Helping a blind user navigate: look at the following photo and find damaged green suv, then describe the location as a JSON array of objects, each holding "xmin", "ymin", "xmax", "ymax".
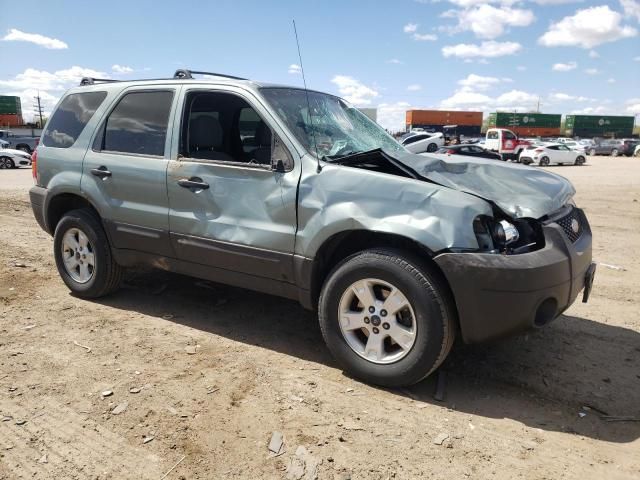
[{"xmin": 29, "ymin": 70, "xmax": 595, "ymax": 387}]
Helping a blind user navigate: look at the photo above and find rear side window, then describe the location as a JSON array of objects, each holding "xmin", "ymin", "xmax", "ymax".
[
  {"xmin": 42, "ymin": 91, "xmax": 107, "ymax": 148},
  {"xmin": 99, "ymin": 91, "xmax": 173, "ymax": 157}
]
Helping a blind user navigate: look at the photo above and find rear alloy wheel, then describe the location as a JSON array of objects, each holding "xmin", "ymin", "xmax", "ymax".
[
  {"xmin": 611, "ymin": 149, "xmax": 619, "ymax": 157},
  {"xmin": 539, "ymin": 156, "xmax": 550, "ymax": 166},
  {"xmin": 589, "ymin": 148, "xmax": 596, "ymax": 156},
  {"xmin": 0, "ymin": 157, "xmax": 13, "ymax": 169},
  {"xmin": 575, "ymin": 155, "xmax": 586, "ymax": 166},
  {"xmin": 53, "ymin": 208, "xmax": 123, "ymax": 298},
  {"xmin": 427, "ymin": 143, "xmax": 438, "ymax": 153},
  {"xmin": 318, "ymin": 249, "xmax": 456, "ymax": 387}
]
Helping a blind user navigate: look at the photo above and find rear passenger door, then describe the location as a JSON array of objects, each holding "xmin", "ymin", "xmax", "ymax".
[{"xmin": 82, "ymin": 86, "xmax": 180, "ymax": 256}]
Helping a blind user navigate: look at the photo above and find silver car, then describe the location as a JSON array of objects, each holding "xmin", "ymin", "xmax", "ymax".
[{"xmin": 29, "ymin": 69, "xmax": 596, "ymax": 387}]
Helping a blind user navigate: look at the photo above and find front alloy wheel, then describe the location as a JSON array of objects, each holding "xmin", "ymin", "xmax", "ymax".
[
  {"xmin": 318, "ymin": 249, "xmax": 456, "ymax": 387},
  {"xmin": 0, "ymin": 157, "xmax": 12, "ymax": 169},
  {"xmin": 338, "ymin": 278, "xmax": 417, "ymax": 364}
]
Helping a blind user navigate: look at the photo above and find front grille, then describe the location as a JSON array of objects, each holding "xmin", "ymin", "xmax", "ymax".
[{"xmin": 556, "ymin": 208, "xmax": 583, "ymax": 243}]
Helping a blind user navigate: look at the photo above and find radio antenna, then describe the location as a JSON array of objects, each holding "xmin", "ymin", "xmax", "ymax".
[{"xmin": 293, "ymin": 19, "xmax": 321, "ymax": 173}]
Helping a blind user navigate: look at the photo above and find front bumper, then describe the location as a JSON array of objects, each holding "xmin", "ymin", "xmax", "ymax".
[{"xmin": 434, "ymin": 208, "xmax": 594, "ymax": 344}]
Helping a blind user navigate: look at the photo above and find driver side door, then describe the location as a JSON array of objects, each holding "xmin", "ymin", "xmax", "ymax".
[{"xmin": 166, "ymin": 87, "xmax": 300, "ymax": 284}]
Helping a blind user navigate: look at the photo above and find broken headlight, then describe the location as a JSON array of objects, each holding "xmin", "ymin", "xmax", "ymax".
[{"xmin": 474, "ymin": 216, "xmax": 541, "ymax": 253}]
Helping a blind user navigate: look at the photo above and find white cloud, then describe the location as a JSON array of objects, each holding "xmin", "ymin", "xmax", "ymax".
[
  {"xmin": 539, "ymin": 6, "xmax": 637, "ymax": 48},
  {"xmin": 571, "ymin": 106, "xmax": 609, "ymax": 114},
  {"xmin": 331, "ymin": 75, "xmax": 379, "ymax": 106},
  {"xmin": 111, "ymin": 64, "xmax": 133, "ymax": 74},
  {"xmin": 607, "ymin": 78, "xmax": 616, "ymax": 83},
  {"xmin": 413, "ymin": 33, "xmax": 438, "ymax": 41},
  {"xmin": 532, "ymin": 0, "xmax": 582, "ymax": 4},
  {"xmin": 377, "ymin": 102, "xmax": 412, "ymax": 132},
  {"xmin": 443, "ymin": 4, "xmax": 535, "ymax": 39},
  {"xmin": 407, "ymin": 84, "xmax": 422, "ymax": 91},
  {"xmin": 288, "ymin": 64, "xmax": 302, "ymax": 74},
  {"xmin": 457, "ymin": 73, "xmax": 502, "ymax": 91},
  {"xmin": 626, "ymin": 100, "xmax": 640, "ymax": 114},
  {"xmin": 495, "ymin": 90, "xmax": 538, "ymax": 107},
  {"xmin": 2, "ymin": 28, "xmax": 68, "ymax": 49},
  {"xmin": 0, "ymin": 66, "xmax": 107, "ymax": 121},
  {"xmin": 584, "ymin": 68, "xmax": 600, "ymax": 75},
  {"xmin": 552, "ymin": 61, "xmax": 577, "ymax": 71},
  {"xmin": 441, "ymin": 90, "xmax": 492, "ymax": 108},
  {"xmin": 516, "ymin": 65, "xmax": 527, "ymax": 71},
  {"xmin": 620, "ymin": 0, "xmax": 640, "ymax": 21},
  {"xmin": 387, "ymin": 58, "xmax": 403, "ymax": 64},
  {"xmin": 549, "ymin": 92, "xmax": 593, "ymax": 102},
  {"xmin": 442, "ymin": 41, "xmax": 522, "ymax": 58},
  {"xmin": 588, "ymin": 50, "xmax": 599, "ymax": 58},
  {"xmin": 635, "ymin": 56, "xmax": 640, "ymax": 61},
  {"xmin": 403, "ymin": 23, "xmax": 418, "ymax": 33}
]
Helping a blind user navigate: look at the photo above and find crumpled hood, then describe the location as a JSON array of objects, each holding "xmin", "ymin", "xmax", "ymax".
[{"xmin": 395, "ymin": 151, "xmax": 575, "ymax": 219}]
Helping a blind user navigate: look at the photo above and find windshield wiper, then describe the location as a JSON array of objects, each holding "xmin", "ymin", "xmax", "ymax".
[{"xmin": 323, "ymin": 148, "xmax": 381, "ymax": 163}]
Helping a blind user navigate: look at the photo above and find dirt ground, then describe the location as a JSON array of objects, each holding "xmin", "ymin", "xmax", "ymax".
[{"xmin": 0, "ymin": 157, "xmax": 639, "ymax": 480}]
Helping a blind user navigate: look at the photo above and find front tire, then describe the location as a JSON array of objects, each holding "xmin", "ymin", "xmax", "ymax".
[
  {"xmin": 611, "ymin": 149, "xmax": 619, "ymax": 157},
  {"xmin": 318, "ymin": 249, "xmax": 456, "ymax": 387},
  {"xmin": 53, "ymin": 208, "xmax": 123, "ymax": 298},
  {"xmin": 0, "ymin": 157, "xmax": 12, "ymax": 169},
  {"xmin": 427, "ymin": 143, "xmax": 438, "ymax": 153},
  {"xmin": 575, "ymin": 155, "xmax": 585, "ymax": 166},
  {"xmin": 539, "ymin": 156, "xmax": 550, "ymax": 166}
]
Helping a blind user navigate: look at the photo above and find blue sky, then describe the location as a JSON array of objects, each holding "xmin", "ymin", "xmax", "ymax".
[{"xmin": 0, "ymin": 0, "xmax": 638, "ymax": 130}]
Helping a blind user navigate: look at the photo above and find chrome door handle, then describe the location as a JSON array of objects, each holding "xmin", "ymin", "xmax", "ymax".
[
  {"xmin": 90, "ymin": 166, "xmax": 112, "ymax": 178},
  {"xmin": 178, "ymin": 177, "xmax": 209, "ymax": 190}
]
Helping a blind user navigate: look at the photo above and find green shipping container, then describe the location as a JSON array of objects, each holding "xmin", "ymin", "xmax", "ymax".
[
  {"xmin": 488, "ymin": 112, "xmax": 561, "ymax": 129},
  {"xmin": 0, "ymin": 96, "xmax": 22, "ymax": 115},
  {"xmin": 565, "ymin": 115, "xmax": 634, "ymax": 138}
]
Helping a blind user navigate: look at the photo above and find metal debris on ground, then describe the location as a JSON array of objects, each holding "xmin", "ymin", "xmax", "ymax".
[
  {"xmin": 268, "ymin": 431, "xmax": 284, "ymax": 455},
  {"xmin": 111, "ymin": 402, "xmax": 128, "ymax": 415},
  {"xmin": 22, "ymin": 324, "xmax": 37, "ymax": 330},
  {"xmin": 143, "ymin": 435, "xmax": 154, "ymax": 444},
  {"xmin": 159, "ymin": 455, "xmax": 186, "ymax": 480},
  {"xmin": 599, "ymin": 262, "xmax": 626, "ymax": 271},
  {"xmin": 73, "ymin": 340, "xmax": 92, "ymax": 353},
  {"xmin": 434, "ymin": 370, "xmax": 447, "ymax": 402},
  {"xmin": 101, "ymin": 390, "xmax": 113, "ymax": 398},
  {"xmin": 433, "ymin": 433, "xmax": 449, "ymax": 445}
]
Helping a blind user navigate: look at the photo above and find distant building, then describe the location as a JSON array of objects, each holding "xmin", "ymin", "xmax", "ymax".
[{"xmin": 358, "ymin": 108, "xmax": 377, "ymax": 123}]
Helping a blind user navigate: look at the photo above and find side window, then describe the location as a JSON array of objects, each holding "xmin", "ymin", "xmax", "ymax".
[
  {"xmin": 180, "ymin": 91, "xmax": 292, "ymax": 170},
  {"xmin": 503, "ymin": 131, "xmax": 516, "ymax": 140},
  {"xmin": 99, "ymin": 91, "xmax": 173, "ymax": 156},
  {"xmin": 42, "ymin": 91, "xmax": 107, "ymax": 148},
  {"xmin": 403, "ymin": 135, "xmax": 426, "ymax": 145},
  {"xmin": 487, "ymin": 131, "xmax": 498, "ymax": 139}
]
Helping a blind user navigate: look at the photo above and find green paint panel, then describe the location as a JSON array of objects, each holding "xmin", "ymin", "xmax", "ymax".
[
  {"xmin": 565, "ymin": 115, "xmax": 635, "ymax": 137},
  {"xmin": 489, "ymin": 112, "xmax": 561, "ymax": 128},
  {"xmin": 0, "ymin": 96, "xmax": 22, "ymax": 115}
]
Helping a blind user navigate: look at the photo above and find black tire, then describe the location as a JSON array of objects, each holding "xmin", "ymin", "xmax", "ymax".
[
  {"xmin": 0, "ymin": 156, "xmax": 12, "ymax": 169},
  {"xmin": 575, "ymin": 155, "xmax": 585, "ymax": 166},
  {"xmin": 53, "ymin": 208, "xmax": 123, "ymax": 298},
  {"xmin": 611, "ymin": 148, "xmax": 619, "ymax": 157},
  {"xmin": 539, "ymin": 156, "xmax": 550, "ymax": 166},
  {"xmin": 427, "ymin": 143, "xmax": 438, "ymax": 153},
  {"xmin": 318, "ymin": 249, "xmax": 456, "ymax": 387}
]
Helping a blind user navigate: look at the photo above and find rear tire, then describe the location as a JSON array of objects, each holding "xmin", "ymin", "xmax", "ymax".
[
  {"xmin": 611, "ymin": 149, "xmax": 619, "ymax": 157},
  {"xmin": 539, "ymin": 156, "xmax": 550, "ymax": 166},
  {"xmin": 427, "ymin": 143, "xmax": 438, "ymax": 153},
  {"xmin": 575, "ymin": 155, "xmax": 585, "ymax": 166},
  {"xmin": 318, "ymin": 249, "xmax": 456, "ymax": 387},
  {"xmin": 53, "ymin": 208, "xmax": 123, "ymax": 298},
  {"xmin": 0, "ymin": 157, "xmax": 12, "ymax": 169}
]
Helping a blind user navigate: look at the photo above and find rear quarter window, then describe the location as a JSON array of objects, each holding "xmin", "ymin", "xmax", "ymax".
[{"xmin": 42, "ymin": 91, "xmax": 107, "ymax": 148}]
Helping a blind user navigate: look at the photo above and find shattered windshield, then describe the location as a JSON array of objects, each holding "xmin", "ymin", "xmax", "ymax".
[{"xmin": 260, "ymin": 88, "xmax": 405, "ymax": 159}]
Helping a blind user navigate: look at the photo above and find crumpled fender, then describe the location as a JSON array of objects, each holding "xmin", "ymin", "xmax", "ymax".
[{"xmin": 295, "ymin": 162, "xmax": 493, "ymax": 256}]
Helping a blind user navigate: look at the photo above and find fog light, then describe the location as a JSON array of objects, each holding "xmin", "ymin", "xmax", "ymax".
[{"xmin": 493, "ymin": 220, "xmax": 519, "ymax": 246}]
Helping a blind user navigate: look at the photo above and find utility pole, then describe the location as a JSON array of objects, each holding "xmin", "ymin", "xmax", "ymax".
[
  {"xmin": 33, "ymin": 91, "xmax": 44, "ymax": 128},
  {"xmin": 536, "ymin": 97, "xmax": 541, "ymax": 113}
]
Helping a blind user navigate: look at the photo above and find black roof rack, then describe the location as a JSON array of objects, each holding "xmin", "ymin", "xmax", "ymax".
[
  {"xmin": 79, "ymin": 69, "xmax": 248, "ymax": 87},
  {"xmin": 173, "ymin": 69, "xmax": 247, "ymax": 81},
  {"xmin": 79, "ymin": 77, "xmax": 120, "ymax": 86}
]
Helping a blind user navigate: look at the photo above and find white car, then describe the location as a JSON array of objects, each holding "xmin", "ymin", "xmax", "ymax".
[
  {"xmin": 401, "ymin": 132, "xmax": 445, "ymax": 154},
  {"xmin": 519, "ymin": 143, "xmax": 586, "ymax": 166},
  {"xmin": 634, "ymin": 144, "xmax": 640, "ymax": 157},
  {"xmin": 0, "ymin": 141, "xmax": 32, "ymax": 169}
]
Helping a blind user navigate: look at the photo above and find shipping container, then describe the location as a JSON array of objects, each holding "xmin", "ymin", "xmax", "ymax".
[
  {"xmin": 565, "ymin": 115, "xmax": 634, "ymax": 138},
  {"xmin": 406, "ymin": 110, "xmax": 482, "ymax": 128},
  {"xmin": 0, "ymin": 96, "xmax": 22, "ymax": 115},
  {"xmin": 488, "ymin": 112, "xmax": 561, "ymax": 130},
  {"xmin": 0, "ymin": 114, "xmax": 24, "ymax": 127}
]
